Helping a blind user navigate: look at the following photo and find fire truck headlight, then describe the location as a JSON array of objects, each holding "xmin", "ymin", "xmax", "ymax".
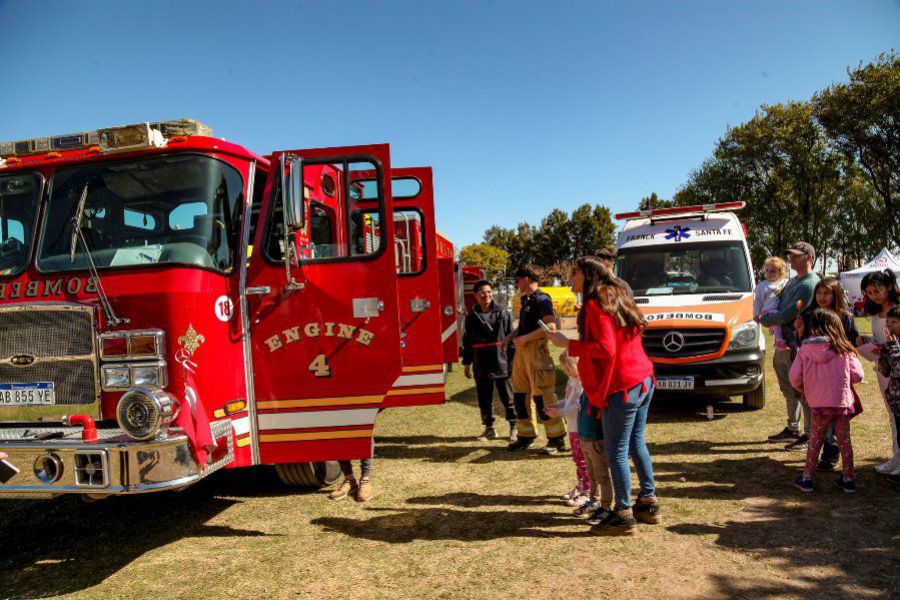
[
  {"xmin": 131, "ymin": 363, "xmax": 167, "ymax": 388},
  {"xmin": 116, "ymin": 388, "xmax": 179, "ymax": 441},
  {"xmin": 101, "ymin": 365, "xmax": 131, "ymax": 390}
]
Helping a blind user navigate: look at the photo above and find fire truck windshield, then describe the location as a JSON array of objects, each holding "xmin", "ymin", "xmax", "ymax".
[
  {"xmin": 37, "ymin": 154, "xmax": 244, "ymax": 274},
  {"xmin": 0, "ymin": 172, "xmax": 41, "ymax": 278},
  {"xmin": 616, "ymin": 241, "xmax": 752, "ymax": 296}
]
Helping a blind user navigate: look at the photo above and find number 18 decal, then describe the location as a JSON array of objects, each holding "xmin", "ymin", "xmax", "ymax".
[{"xmin": 308, "ymin": 354, "xmax": 331, "ymax": 377}]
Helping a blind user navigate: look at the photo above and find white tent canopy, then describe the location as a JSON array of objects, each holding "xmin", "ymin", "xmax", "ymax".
[{"xmin": 839, "ymin": 247, "xmax": 900, "ymax": 315}]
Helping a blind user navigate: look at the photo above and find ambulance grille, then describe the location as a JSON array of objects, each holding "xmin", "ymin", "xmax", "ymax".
[
  {"xmin": 0, "ymin": 305, "xmax": 98, "ymax": 405},
  {"xmin": 643, "ymin": 328, "xmax": 726, "ymax": 359}
]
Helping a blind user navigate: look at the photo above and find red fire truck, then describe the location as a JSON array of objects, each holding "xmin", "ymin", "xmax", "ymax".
[{"xmin": 0, "ymin": 119, "xmax": 451, "ymax": 499}]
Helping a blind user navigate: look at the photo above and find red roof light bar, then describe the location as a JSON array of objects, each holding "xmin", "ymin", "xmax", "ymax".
[{"xmin": 615, "ymin": 201, "xmax": 745, "ymax": 220}]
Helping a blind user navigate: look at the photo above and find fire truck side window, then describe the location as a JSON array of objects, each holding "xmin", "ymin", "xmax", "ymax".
[
  {"xmin": 0, "ymin": 172, "xmax": 41, "ymax": 278},
  {"xmin": 393, "ymin": 209, "xmax": 425, "ymax": 275},
  {"xmin": 265, "ymin": 158, "xmax": 385, "ymax": 263},
  {"xmin": 37, "ymin": 155, "xmax": 244, "ymax": 274}
]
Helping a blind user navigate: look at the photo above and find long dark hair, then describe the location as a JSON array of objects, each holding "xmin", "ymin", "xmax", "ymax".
[
  {"xmin": 812, "ymin": 277, "xmax": 851, "ymax": 316},
  {"xmin": 860, "ymin": 269, "xmax": 899, "ymax": 315},
  {"xmin": 808, "ymin": 308, "xmax": 857, "ymax": 356},
  {"xmin": 575, "ymin": 256, "xmax": 646, "ymax": 339}
]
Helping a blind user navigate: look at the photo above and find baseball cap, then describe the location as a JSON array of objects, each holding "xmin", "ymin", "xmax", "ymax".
[{"xmin": 786, "ymin": 241, "xmax": 815, "ymax": 257}]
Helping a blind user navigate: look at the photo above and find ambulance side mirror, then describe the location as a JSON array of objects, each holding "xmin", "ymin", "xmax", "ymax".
[{"xmin": 281, "ymin": 154, "xmax": 306, "ymax": 233}]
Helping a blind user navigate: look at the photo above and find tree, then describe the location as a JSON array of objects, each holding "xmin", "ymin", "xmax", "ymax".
[
  {"xmin": 638, "ymin": 192, "xmax": 674, "ymax": 210},
  {"xmin": 459, "ymin": 244, "xmax": 509, "ymax": 282},
  {"xmin": 484, "ymin": 222, "xmax": 537, "ymax": 273},
  {"xmin": 534, "ymin": 208, "xmax": 571, "ymax": 266},
  {"xmin": 570, "ymin": 203, "xmax": 616, "ymax": 257},
  {"xmin": 814, "ymin": 51, "xmax": 900, "ymax": 248}
]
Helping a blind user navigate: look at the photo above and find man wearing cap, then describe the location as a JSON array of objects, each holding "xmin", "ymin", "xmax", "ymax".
[
  {"xmin": 595, "ymin": 246, "xmax": 633, "ymax": 298},
  {"xmin": 461, "ymin": 279, "xmax": 518, "ymax": 442},
  {"xmin": 508, "ymin": 265, "xmax": 567, "ymax": 453},
  {"xmin": 758, "ymin": 242, "xmax": 820, "ymax": 451}
]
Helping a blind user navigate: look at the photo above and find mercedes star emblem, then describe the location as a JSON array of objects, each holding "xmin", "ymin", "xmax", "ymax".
[{"xmin": 662, "ymin": 332, "xmax": 685, "ymax": 353}]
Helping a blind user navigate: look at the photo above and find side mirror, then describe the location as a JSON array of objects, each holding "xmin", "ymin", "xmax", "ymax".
[{"xmin": 281, "ymin": 154, "xmax": 306, "ymax": 232}]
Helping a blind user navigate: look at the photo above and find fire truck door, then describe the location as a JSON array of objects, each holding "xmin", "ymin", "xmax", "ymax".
[
  {"xmin": 437, "ymin": 240, "xmax": 461, "ymax": 364},
  {"xmin": 246, "ymin": 144, "xmax": 401, "ymax": 464},
  {"xmin": 384, "ymin": 167, "xmax": 445, "ymax": 407}
]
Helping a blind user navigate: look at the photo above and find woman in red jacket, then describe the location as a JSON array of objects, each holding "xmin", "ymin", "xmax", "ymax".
[{"xmin": 549, "ymin": 256, "xmax": 658, "ymax": 536}]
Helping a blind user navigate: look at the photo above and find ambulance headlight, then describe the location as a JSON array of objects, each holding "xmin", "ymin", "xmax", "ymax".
[
  {"xmin": 116, "ymin": 388, "xmax": 179, "ymax": 441},
  {"xmin": 727, "ymin": 321, "xmax": 760, "ymax": 352}
]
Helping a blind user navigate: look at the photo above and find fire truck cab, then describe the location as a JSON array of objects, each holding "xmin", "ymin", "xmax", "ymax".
[
  {"xmin": 0, "ymin": 120, "xmax": 448, "ymax": 499},
  {"xmin": 615, "ymin": 203, "xmax": 766, "ymax": 409}
]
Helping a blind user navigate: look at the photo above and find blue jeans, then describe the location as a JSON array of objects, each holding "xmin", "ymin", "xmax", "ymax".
[{"xmin": 602, "ymin": 376, "xmax": 656, "ymax": 511}]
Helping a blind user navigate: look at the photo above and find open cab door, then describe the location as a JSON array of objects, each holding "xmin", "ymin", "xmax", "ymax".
[
  {"xmin": 384, "ymin": 167, "xmax": 446, "ymax": 407},
  {"xmin": 246, "ymin": 144, "xmax": 401, "ymax": 464}
]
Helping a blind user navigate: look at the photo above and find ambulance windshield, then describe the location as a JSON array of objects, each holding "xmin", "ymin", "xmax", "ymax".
[
  {"xmin": 38, "ymin": 155, "xmax": 243, "ymax": 274},
  {"xmin": 616, "ymin": 241, "xmax": 752, "ymax": 296},
  {"xmin": 0, "ymin": 172, "xmax": 40, "ymax": 278}
]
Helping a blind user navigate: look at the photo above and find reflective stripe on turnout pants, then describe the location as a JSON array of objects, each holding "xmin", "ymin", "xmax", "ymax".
[{"xmin": 510, "ymin": 339, "xmax": 565, "ymax": 438}]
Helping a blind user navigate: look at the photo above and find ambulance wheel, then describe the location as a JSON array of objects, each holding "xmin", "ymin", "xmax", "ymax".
[
  {"xmin": 742, "ymin": 377, "xmax": 766, "ymax": 410},
  {"xmin": 274, "ymin": 461, "xmax": 342, "ymax": 488}
]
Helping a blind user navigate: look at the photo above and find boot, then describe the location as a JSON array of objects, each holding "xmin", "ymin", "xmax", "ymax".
[
  {"xmin": 633, "ymin": 494, "xmax": 661, "ymax": 524},
  {"xmin": 540, "ymin": 435, "xmax": 567, "ymax": 455},
  {"xmin": 355, "ymin": 477, "xmax": 373, "ymax": 502},
  {"xmin": 329, "ymin": 477, "xmax": 358, "ymax": 500},
  {"xmin": 507, "ymin": 436, "xmax": 534, "ymax": 452},
  {"xmin": 590, "ymin": 508, "xmax": 637, "ymax": 536}
]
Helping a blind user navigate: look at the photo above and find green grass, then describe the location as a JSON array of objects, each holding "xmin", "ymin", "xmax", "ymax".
[{"xmin": 0, "ymin": 326, "xmax": 897, "ymax": 599}]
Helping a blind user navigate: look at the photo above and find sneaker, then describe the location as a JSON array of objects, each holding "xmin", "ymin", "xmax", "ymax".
[
  {"xmin": 355, "ymin": 477, "xmax": 373, "ymax": 502},
  {"xmin": 785, "ymin": 435, "xmax": 809, "ymax": 452},
  {"xmin": 561, "ymin": 486, "xmax": 579, "ymax": 501},
  {"xmin": 768, "ymin": 427, "xmax": 799, "ymax": 442},
  {"xmin": 507, "ymin": 436, "xmax": 534, "ymax": 452},
  {"xmin": 874, "ymin": 457, "xmax": 900, "ymax": 474},
  {"xmin": 329, "ymin": 477, "xmax": 358, "ymax": 500},
  {"xmin": 587, "ymin": 506, "xmax": 613, "ymax": 526},
  {"xmin": 633, "ymin": 494, "xmax": 661, "ymax": 524},
  {"xmin": 815, "ymin": 459, "xmax": 836, "ymax": 472},
  {"xmin": 476, "ymin": 427, "xmax": 497, "ymax": 442},
  {"xmin": 566, "ymin": 494, "xmax": 589, "ymax": 507},
  {"xmin": 508, "ymin": 426, "xmax": 518, "ymax": 444},
  {"xmin": 793, "ymin": 475, "xmax": 814, "ymax": 493},
  {"xmin": 573, "ymin": 499, "xmax": 598, "ymax": 519},
  {"xmin": 540, "ymin": 436, "xmax": 567, "ymax": 455},
  {"xmin": 834, "ymin": 477, "xmax": 856, "ymax": 494},
  {"xmin": 590, "ymin": 510, "xmax": 637, "ymax": 536}
]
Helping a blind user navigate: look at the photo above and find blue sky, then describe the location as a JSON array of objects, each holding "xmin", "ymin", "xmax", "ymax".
[{"xmin": 0, "ymin": 1, "xmax": 897, "ymax": 246}]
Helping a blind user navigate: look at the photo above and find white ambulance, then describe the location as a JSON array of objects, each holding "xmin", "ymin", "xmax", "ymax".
[{"xmin": 615, "ymin": 202, "xmax": 766, "ymax": 408}]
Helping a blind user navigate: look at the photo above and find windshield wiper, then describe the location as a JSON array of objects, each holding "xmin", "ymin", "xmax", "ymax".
[{"xmin": 69, "ymin": 182, "xmax": 129, "ymax": 326}]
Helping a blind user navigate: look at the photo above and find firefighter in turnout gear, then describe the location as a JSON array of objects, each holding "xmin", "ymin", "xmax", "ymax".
[
  {"xmin": 462, "ymin": 280, "xmax": 518, "ymax": 442},
  {"xmin": 508, "ymin": 266, "xmax": 567, "ymax": 453}
]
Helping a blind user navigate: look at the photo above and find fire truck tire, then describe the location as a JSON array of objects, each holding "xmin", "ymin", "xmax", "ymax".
[
  {"xmin": 742, "ymin": 376, "xmax": 766, "ymax": 410},
  {"xmin": 274, "ymin": 462, "xmax": 342, "ymax": 488}
]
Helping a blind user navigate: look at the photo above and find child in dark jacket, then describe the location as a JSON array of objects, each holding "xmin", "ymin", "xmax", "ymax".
[
  {"xmin": 877, "ymin": 306, "xmax": 900, "ymax": 486},
  {"xmin": 790, "ymin": 309, "xmax": 865, "ymax": 493}
]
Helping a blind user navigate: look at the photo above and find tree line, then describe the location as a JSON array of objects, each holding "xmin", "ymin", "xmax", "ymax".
[{"xmin": 462, "ymin": 51, "xmax": 899, "ymax": 279}]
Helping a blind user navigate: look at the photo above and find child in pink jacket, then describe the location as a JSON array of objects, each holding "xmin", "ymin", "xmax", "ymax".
[{"xmin": 790, "ymin": 308, "xmax": 865, "ymax": 493}]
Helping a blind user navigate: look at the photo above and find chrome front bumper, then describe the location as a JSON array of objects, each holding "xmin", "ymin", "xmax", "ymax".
[{"xmin": 0, "ymin": 421, "xmax": 232, "ymax": 499}]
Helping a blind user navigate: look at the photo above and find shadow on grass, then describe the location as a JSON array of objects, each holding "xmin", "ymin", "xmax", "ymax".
[
  {"xmin": 0, "ymin": 477, "xmax": 280, "ymax": 599},
  {"xmin": 375, "ymin": 439, "xmax": 566, "ymax": 463},
  {"xmin": 406, "ymin": 492, "xmax": 560, "ymax": 508},
  {"xmin": 311, "ymin": 505, "xmax": 589, "ymax": 542}
]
